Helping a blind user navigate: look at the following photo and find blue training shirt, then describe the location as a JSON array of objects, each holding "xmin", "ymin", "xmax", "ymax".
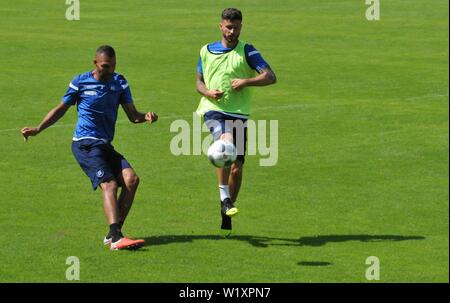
[
  {"xmin": 197, "ymin": 41, "xmax": 270, "ymax": 74},
  {"xmin": 62, "ymin": 71, "xmax": 133, "ymax": 143}
]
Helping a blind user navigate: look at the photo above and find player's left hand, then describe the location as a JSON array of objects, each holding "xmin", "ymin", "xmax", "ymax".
[
  {"xmin": 231, "ymin": 79, "xmax": 247, "ymax": 91},
  {"xmin": 145, "ymin": 112, "xmax": 158, "ymax": 123}
]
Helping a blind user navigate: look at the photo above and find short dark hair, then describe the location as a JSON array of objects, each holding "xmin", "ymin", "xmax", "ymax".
[
  {"xmin": 221, "ymin": 8, "xmax": 242, "ymax": 21},
  {"xmin": 96, "ymin": 45, "xmax": 115, "ymax": 58}
]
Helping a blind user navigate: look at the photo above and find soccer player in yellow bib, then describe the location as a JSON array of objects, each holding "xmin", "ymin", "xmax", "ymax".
[{"xmin": 196, "ymin": 8, "xmax": 277, "ymax": 234}]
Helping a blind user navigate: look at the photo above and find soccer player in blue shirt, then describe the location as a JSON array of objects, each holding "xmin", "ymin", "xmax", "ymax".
[{"xmin": 21, "ymin": 45, "xmax": 158, "ymax": 250}]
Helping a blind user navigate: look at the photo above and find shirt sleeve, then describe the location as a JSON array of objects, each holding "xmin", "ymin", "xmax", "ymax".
[
  {"xmin": 197, "ymin": 56, "xmax": 203, "ymax": 74},
  {"xmin": 118, "ymin": 75, "xmax": 133, "ymax": 104},
  {"xmin": 62, "ymin": 75, "xmax": 80, "ymax": 105},
  {"xmin": 244, "ymin": 44, "xmax": 270, "ymax": 72}
]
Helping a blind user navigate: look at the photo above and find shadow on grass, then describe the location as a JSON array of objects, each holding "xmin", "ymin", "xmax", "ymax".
[
  {"xmin": 139, "ymin": 234, "xmax": 425, "ymax": 248},
  {"xmin": 297, "ymin": 261, "xmax": 332, "ymax": 267},
  {"xmin": 297, "ymin": 234, "xmax": 426, "ymax": 247}
]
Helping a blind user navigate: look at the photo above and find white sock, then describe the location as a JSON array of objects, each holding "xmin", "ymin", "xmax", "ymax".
[{"xmin": 219, "ymin": 185, "xmax": 230, "ymax": 201}]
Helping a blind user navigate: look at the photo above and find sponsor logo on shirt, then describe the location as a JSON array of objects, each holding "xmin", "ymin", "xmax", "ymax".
[
  {"xmin": 85, "ymin": 85, "xmax": 104, "ymax": 89},
  {"xmin": 84, "ymin": 91, "xmax": 98, "ymax": 96}
]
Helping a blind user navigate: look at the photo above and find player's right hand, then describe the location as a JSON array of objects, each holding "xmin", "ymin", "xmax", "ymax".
[
  {"xmin": 21, "ymin": 127, "xmax": 39, "ymax": 141},
  {"xmin": 207, "ymin": 90, "xmax": 224, "ymax": 100}
]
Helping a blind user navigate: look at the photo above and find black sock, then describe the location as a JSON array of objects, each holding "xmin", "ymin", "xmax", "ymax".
[
  {"xmin": 107, "ymin": 222, "xmax": 124, "ymax": 240},
  {"xmin": 110, "ymin": 223, "xmax": 123, "ymax": 243},
  {"xmin": 221, "ymin": 213, "xmax": 232, "ymax": 230}
]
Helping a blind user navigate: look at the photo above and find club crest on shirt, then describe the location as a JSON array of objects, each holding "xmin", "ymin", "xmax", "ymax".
[{"xmin": 96, "ymin": 169, "xmax": 104, "ymax": 178}]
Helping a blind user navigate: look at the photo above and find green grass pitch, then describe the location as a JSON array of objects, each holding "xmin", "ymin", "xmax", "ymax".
[{"xmin": 0, "ymin": 0, "xmax": 448, "ymax": 282}]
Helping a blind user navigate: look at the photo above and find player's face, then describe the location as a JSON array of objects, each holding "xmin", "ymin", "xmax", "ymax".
[
  {"xmin": 94, "ymin": 53, "xmax": 116, "ymax": 80},
  {"xmin": 220, "ymin": 19, "xmax": 242, "ymax": 44}
]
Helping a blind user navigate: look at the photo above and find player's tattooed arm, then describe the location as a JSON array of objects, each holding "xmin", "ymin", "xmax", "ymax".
[
  {"xmin": 260, "ymin": 66, "xmax": 277, "ymax": 84},
  {"xmin": 231, "ymin": 66, "xmax": 277, "ymax": 91}
]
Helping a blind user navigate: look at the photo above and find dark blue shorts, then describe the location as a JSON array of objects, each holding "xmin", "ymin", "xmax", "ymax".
[
  {"xmin": 204, "ymin": 110, "xmax": 248, "ymax": 164},
  {"xmin": 71, "ymin": 139, "xmax": 132, "ymax": 190}
]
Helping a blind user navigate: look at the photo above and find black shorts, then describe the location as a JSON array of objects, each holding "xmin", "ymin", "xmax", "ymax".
[
  {"xmin": 204, "ymin": 110, "xmax": 248, "ymax": 164},
  {"xmin": 71, "ymin": 139, "xmax": 132, "ymax": 190}
]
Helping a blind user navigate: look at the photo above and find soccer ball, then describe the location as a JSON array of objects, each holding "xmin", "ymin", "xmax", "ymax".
[{"xmin": 207, "ymin": 139, "xmax": 237, "ymax": 168}]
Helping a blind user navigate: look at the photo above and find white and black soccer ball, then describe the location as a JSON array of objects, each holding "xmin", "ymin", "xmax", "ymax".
[{"xmin": 207, "ymin": 139, "xmax": 237, "ymax": 168}]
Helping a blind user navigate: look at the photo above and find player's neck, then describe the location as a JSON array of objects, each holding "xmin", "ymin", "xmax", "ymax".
[
  {"xmin": 221, "ymin": 38, "xmax": 239, "ymax": 49},
  {"xmin": 92, "ymin": 70, "xmax": 112, "ymax": 83}
]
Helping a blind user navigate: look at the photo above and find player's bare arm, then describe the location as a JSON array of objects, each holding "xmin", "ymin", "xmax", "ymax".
[
  {"xmin": 231, "ymin": 66, "xmax": 277, "ymax": 91},
  {"xmin": 196, "ymin": 72, "xmax": 224, "ymax": 100},
  {"xmin": 21, "ymin": 102, "xmax": 71, "ymax": 141},
  {"xmin": 121, "ymin": 102, "xmax": 158, "ymax": 124}
]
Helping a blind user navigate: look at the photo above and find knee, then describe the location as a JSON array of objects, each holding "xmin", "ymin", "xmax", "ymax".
[
  {"xmin": 220, "ymin": 132, "xmax": 233, "ymax": 142},
  {"xmin": 230, "ymin": 162, "xmax": 243, "ymax": 177},
  {"xmin": 101, "ymin": 180, "xmax": 118, "ymax": 192},
  {"xmin": 124, "ymin": 173, "xmax": 140, "ymax": 189}
]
